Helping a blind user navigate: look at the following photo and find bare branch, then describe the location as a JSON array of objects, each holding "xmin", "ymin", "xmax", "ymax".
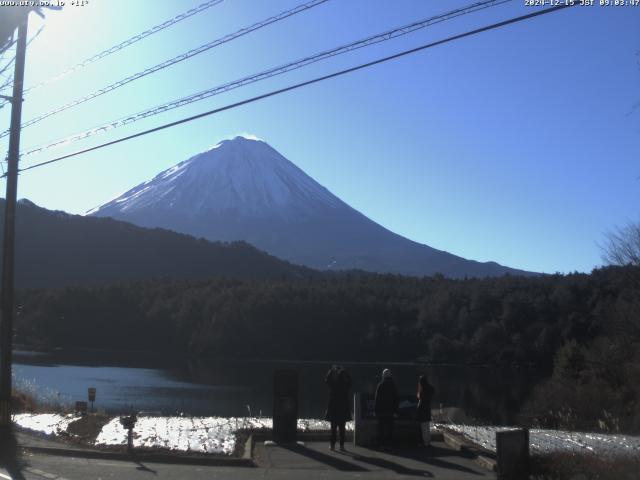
[{"xmin": 601, "ymin": 221, "xmax": 640, "ymax": 266}]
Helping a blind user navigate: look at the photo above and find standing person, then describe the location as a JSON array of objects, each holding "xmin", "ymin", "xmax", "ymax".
[
  {"xmin": 325, "ymin": 365, "xmax": 352, "ymax": 451},
  {"xmin": 416, "ymin": 375, "xmax": 435, "ymax": 447},
  {"xmin": 374, "ymin": 368, "xmax": 398, "ymax": 449}
]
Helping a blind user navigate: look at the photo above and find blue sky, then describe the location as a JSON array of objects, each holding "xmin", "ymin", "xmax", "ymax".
[{"xmin": 0, "ymin": 0, "xmax": 638, "ymax": 274}]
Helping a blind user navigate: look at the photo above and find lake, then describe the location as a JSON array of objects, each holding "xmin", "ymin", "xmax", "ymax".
[{"xmin": 13, "ymin": 349, "xmax": 540, "ymax": 424}]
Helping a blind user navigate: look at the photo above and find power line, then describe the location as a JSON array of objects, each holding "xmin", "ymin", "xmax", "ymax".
[
  {"xmin": 0, "ymin": 0, "xmax": 329, "ymax": 137},
  {"xmin": 8, "ymin": 2, "xmax": 577, "ymax": 179},
  {"xmin": 0, "ymin": 0, "xmax": 225, "ymax": 109},
  {"xmin": 20, "ymin": 0, "xmax": 512, "ymax": 157},
  {"xmin": 0, "ymin": 24, "xmax": 45, "ymax": 182},
  {"xmin": 0, "ymin": 24, "xmax": 45, "ymax": 181},
  {"xmin": 0, "ymin": 24, "xmax": 43, "ymax": 86},
  {"xmin": 0, "ymin": 72, "xmax": 13, "ymax": 96},
  {"xmin": 0, "ymin": 52, "xmax": 15, "ymax": 80},
  {"xmin": 0, "ymin": 41, "xmax": 17, "ymax": 90},
  {"xmin": 0, "ymin": 38, "xmax": 16, "ymax": 58}
]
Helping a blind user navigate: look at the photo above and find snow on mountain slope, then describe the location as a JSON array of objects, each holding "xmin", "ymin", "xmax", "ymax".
[
  {"xmin": 89, "ymin": 136, "xmax": 341, "ymax": 218},
  {"xmin": 89, "ymin": 135, "xmax": 533, "ymax": 278}
]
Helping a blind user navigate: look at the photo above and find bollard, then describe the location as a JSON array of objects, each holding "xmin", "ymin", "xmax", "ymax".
[
  {"xmin": 119, "ymin": 414, "xmax": 137, "ymax": 454},
  {"xmin": 496, "ymin": 428, "xmax": 529, "ymax": 479},
  {"xmin": 273, "ymin": 370, "xmax": 298, "ymax": 444}
]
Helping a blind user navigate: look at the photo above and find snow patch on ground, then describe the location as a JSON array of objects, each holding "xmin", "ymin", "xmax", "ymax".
[
  {"xmin": 95, "ymin": 416, "xmax": 236, "ymax": 454},
  {"xmin": 94, "ymin": 416, "xmax": 355, "ymax": 455},
  {"xmin": 15, "ymin": 413, "xmax": 638, "ymax": 459},
  {"xmin": 440, "ymin": 424, "xmax": 640, "ymax": 457},
  {"xmin": 12, "ymin": 413, "xmax": 79, "ymax": 436}
]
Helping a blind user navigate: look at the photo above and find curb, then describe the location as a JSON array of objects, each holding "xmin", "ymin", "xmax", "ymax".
[
  {"xmin": 442, "ymin": 431, "xmax": 466, "ymax": 451},
  {"xmin": 474, "ymin": 453, "xmax": 497, "ymax": 472},
  {"xmin": 19, "ymin": 445, "xmax": 256, "ymax": 467},
  {"xmin": 243, "ymin": 434, "xmax": 253, "ymax": 462},
  {"xmin": 250, "ymin": 431, "xmax": 355, "ymax": 443},
  {"xmin": 442, "ymin": 430, "xmax": 496, "ymax": 473}
]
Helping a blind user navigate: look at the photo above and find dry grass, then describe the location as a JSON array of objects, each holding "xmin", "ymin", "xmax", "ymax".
[
  {"xmin": 11, "ymin": 389, "xmax": 38, "ymax": 412},
  {"xmin": 530, "ymin": 451, "xmax": 640, "ymax": 480},
  {"xmin": 65, "ymin": 414, "xmax": 111, "ymax": 444}
]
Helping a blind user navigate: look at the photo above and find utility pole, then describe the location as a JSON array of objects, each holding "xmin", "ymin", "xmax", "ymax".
[{"xmin": 0, "ymin": 13, "xmax": 28, "ymax": 434}]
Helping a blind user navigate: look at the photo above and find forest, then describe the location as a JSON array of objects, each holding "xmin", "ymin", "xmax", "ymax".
[
  {"xmin": 12, "ymin": 265, "xmax": 636, "ymax": 365},
  {"xmin": 13, "ymin": 264, "xmax": 640, "ymax": 431},
  {"xmin": 0, "ymin": 199, "xmax": 312, "ymax": 289}
]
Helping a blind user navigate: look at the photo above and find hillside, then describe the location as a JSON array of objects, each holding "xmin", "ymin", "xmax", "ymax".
[{"xmin": 0, "ymin": 198, "xmax": 312, "ymax": 289}]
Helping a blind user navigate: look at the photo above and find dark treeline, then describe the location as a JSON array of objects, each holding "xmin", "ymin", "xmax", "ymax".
[
  {"xmin": 14, "ymin": 265, "xmax": 640, "ymax": 431},
  {"xmin": 524, "ymin": 266, "xmax": 640, "ymax": 432},
  {"xmin": 14, "ymin": 265, "xmax": 639, "ymax": 369},
  {"xmin": 1, "ymin": 199, "xmax": 313, "ymax": 289}
]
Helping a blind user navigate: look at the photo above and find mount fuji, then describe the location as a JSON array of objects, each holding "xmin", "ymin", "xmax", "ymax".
[{"xmin": 89, "ymin": 136, "xmax": 531, "ymax": 278}]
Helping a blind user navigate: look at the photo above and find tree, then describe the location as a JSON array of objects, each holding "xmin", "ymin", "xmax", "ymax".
[{"xmin": 601, "ymin": 221, "xmax": 640, "ymax": 266}]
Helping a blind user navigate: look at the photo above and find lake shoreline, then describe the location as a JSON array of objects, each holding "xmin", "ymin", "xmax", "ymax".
[
  {"xmin": 14, "ymin": 345, "xmax": 542, "ymax": 370},
  {"xmin": 13, "ymin": 349, "xmax": 543, "ymax": 422}
]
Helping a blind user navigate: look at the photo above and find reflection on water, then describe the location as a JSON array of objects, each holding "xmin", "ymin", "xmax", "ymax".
[{"xmin": 13, "ymin": 350, "xmax": 540, "ymax": 423}]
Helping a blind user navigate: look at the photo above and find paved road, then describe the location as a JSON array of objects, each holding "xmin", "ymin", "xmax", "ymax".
[
  {"xmin": 0, "ymin": 440, "xmax": 494, "ymax": 479},
  {"xmin": 2, "ymin": 454, "xmax": 248, "ymax": 480},
  {"xmin": 256, "ymin": 440, "xmax": 494, "ymax": 479}
]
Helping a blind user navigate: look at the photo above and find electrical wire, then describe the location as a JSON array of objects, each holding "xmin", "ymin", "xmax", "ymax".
[
  {"xmin": 0, "ymin": 0, "xmax": 225, "ymax": 109},
  {"xmin": 0, "ymin": 52, "xmax": 15, "ymax": 80},
  {"xmin": 0, "ymin": 25, "xmax": 44, "ymax": 85},
  {"xmin": 0, "ymin": 71, "xmax": 13, "ymax": 96},
  {"xmin": 19, "ymin": 0, "xmax": 513, "ymax": 157},
  {"xmin": 8, "ymin": 2, "xmax": 577, "ymax": 179},
  {"xmin": 0, "ymin": 38, "xmax": 16, "ymax": 58},
  {"xmin": 0, "ymin": 0, "xmax": 329, "ymax": 137},
  {"xmin": 0, "ymin": 41, "xmax": 17, "ymax": 91},
  {"xmin": 0, "ymin": 24, "xmax": 45, "ymax": 178}
]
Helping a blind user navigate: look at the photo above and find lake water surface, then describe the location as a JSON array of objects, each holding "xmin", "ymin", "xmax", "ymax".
[{"xmin": 14, "ymin": 350, "xmax": 539, "ymax": 424}]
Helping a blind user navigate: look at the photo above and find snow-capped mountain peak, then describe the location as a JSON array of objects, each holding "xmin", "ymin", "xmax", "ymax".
[
  {"xmin": 89, "ymin": 135, "xmax": 532, "ymax": 278},
  {"xmin": 88, "ymin": 136, "xmax": 341, "ymax": 218}
]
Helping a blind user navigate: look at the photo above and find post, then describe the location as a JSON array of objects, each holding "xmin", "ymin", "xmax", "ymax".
[
  {"xmin": 88, "ymin": 387, "xmax": 96, "ymax": 413},
  {"xmin": 496, "ymin": 428, "xmax": 530, "ymax": 479},
  {"xmin": 119, "ymin": 414, "xmax": 137, "ymax": 454},
  {"xmin": 353, "ymin": 392, "xmax": 377, "ymax": 446},
  {"xmin": 272, "ymin": 370, "xmax": 298, "ymax": 443},
  {"xmin": 0, "ymin": 15, "xmax": 28, "ymax": 433}
]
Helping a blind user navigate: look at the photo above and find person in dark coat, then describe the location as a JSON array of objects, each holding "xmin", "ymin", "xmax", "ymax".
[
  {"xmin": 416, "ymin": 375, "xmax": 435, "ymax": 447},
  {"xmin": 374, "ymin": 368, "xmax": 398, "ymax": 448},
  {"xmin": 325, "ymin": 365, "xmax": 352, "ymax": 451}
]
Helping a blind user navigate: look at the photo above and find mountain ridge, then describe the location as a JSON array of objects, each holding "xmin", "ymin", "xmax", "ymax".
[
  {"xmin": 89, "ymin": 136, "xmax": 535, "ymax": 278},
  {"xmin": 0, "ymin": 198, "xmax": 313, "ymax": 289}
]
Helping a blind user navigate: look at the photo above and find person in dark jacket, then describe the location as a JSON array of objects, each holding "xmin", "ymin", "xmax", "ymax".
[
  {"xmin": 374, "ymin": 368, "xmax": 398, "ymax": 448},
  {"xmin": 325, "ymin": 365, "xmax": 352, "ymax": 451},
  {"xmin": 416, "ymin": 375, "xmax": 435, "ymax": 447}
]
